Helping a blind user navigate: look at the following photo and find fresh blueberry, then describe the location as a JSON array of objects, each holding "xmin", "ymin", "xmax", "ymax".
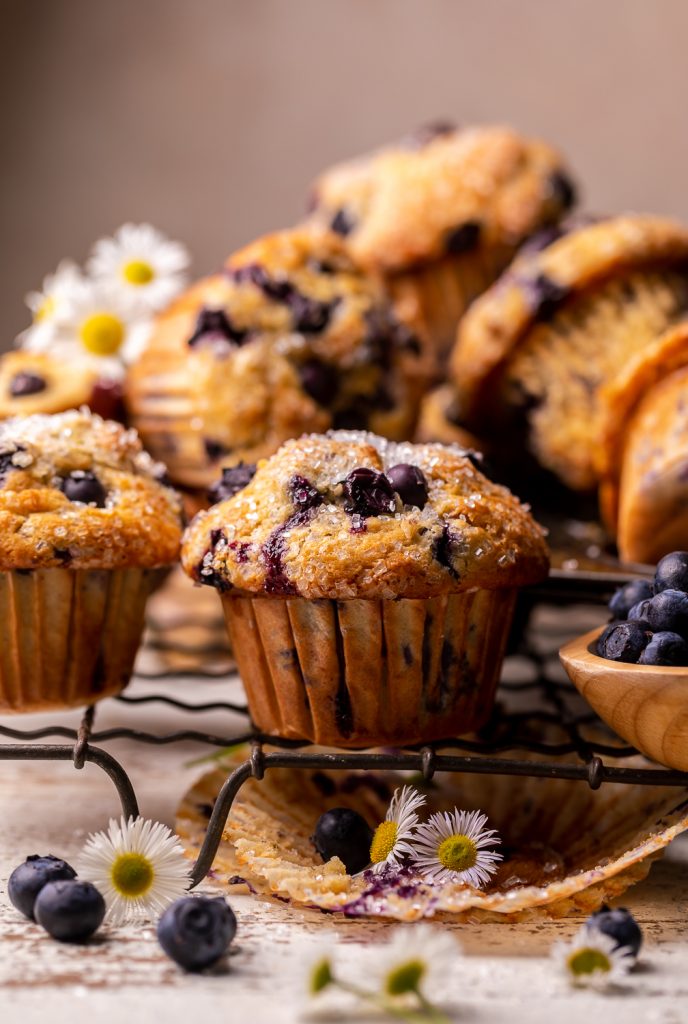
[
  {"xmin": 639, "ymin": 589, "xmax": 688, "ymax": 638},
  {"xmin": 387, "ymin": 464, "xmax": 429, "ymax": 509},
  {"xmin": 343, "ymin": 467, "xmax": 397, "ymax": 518},
  {"xmin": 313, "ymin": 808, "xmax": 373, "ymax": 875},
  {"xmin": 628, "ymin": 599, "xmax": 653, "ymax": 623},
  {"xmin": 638, "ymin": 631, "xmax": 688, "ymax": 666},
  {"xmin": 207, "ymin": 463, "xmax": 256, "ymax": 505},
  {"xmin": 60, "ymin": 470, "xmax": 106, "ymax": 507},
  {"xmin": 8, "ymin": 855, "xmax": 77, "ymax": 920},
  {"xmin": 609, "ymin": 578, "xmax": 653, "ymax": 620},
  {"xmin": 588, "ymin": 906, "xmax": 642, "ymax": 958},
  {"xmin": 157, "ymin": 896, "xmax": 237, "ymax": 972},
  {"xmin": 596, "ymin": 621, "xmax": 652, "ymax": 663},
  {"xmin": 34, "ymin": 880, "xmax": 105, "ymax": 942},
  {"xmin": 298, "ymin": 359, "xmax": 339, "ymax": 406},
  {"xmin": 654, "ymin": 551, "xmax": 688, "ymax": 594},
  {"xmin": 9, "ymin": 371, "xmax": 47, "ymax": 397}
]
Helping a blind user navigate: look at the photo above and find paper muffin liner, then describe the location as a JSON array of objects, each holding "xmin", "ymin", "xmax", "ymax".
[
  {"xmin": 221, "ymin": 588, "xmax": 517, "ymax": 747},
  {"xmin": 0, "ymin": 567, "xmax": 161, "ymax": 712},
  {"xmin": 387, "ymin": 247, "xmax": 509, "ymax": 377},
  {"xmin": 177, "ymin": 755, "xmax": 688, "ymax": 921}
]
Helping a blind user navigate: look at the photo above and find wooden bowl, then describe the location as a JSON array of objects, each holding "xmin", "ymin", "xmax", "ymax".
[{"xmin": 560, "ymin": 627, "xmax": 688, "ymax": 771}]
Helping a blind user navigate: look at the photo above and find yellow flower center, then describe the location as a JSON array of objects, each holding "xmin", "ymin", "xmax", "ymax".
[
  {"xmin": 385, "ymin": 959, "xmax": 426, "ymax": 996},
  {"xmin": 309, "ymin": 957, "xmax": 333, "ymax": 995},
  {"xmin": 80, "ymin": 312, "xmax": 125, "ymax": 355},
  {"xmin": 567, "ymin": 948, "xmax": 611, "ymax": 977},
  {"xmin": 122, "ymin": 259, "xmax": 155, "ymax": 285},
  {"xmin": 110, "ymin": 852, "xmax": 154, "ymax": 897},
  {"xmin": 437, "ymin": 834, "xmax": 477, "ymax": 872},
  {"xmin": 370, "ymin": 821, "xmax": 398, "ymax": 864},
  {"xmin": 36, "ymin": 296, "xmax": 56, "ymax": 322}
]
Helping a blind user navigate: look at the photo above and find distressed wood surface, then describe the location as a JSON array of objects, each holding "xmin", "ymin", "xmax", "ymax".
[{"xmin": 0, "ymin": 583, "xmax": 687, "ymax": 1022}]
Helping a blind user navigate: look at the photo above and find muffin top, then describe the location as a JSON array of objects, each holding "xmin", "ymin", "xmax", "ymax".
[
  {"xmin": 308, "ymin": 124, "xmax": 574, "ymax": 272},
  {"xmin": 0, "ymin": 410, "xmax": 182, "ymax": 570},
  {"xmin": 181, "ymin": 431, "xmax": 549, "ymax": 599},
  {"xmin": 0, "ymin": 350, "xmax": 126, "ymax": 422},
  {"xmin": 126, "ymin": 228, "xmax": 428, "ymax": 486},
  {"xmin": 450, "ymin": 214, "xmax": 688, "ymax": 419}
]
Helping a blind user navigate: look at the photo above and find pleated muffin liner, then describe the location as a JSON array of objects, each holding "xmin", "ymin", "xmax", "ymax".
[
  {"xmin": 222, "ymin": 588, "xmax": 518, "ymax": 748},
  {"xmin": 387, "ymin": 246, "xmax": 511, "ymax": 378},
  {"xmin": 0, "ymin": 567, "xmax": 163, "ymax": 712}
]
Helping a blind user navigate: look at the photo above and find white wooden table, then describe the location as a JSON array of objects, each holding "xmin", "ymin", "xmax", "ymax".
[{"xmin": 1, "ymin": 635, "xmax": 688, "ymax": 1022}]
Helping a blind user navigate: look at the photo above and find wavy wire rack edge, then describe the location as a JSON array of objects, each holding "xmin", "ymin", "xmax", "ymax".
[{"xmin": 2, "ymin": 571, "xmax": 688, "ymax": 886}]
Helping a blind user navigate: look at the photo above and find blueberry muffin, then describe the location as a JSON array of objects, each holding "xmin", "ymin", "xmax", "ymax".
[
  {"xmin": 0, "ymin": 409, "xmax": 182, "ymax": 710},
  {"xmin": 181, "ymin": 431, "xmax": 548, "ymax": 747},
  {"xmin": 601, "ymin": 324, "xmax": 688, "ymax": 564},
  {"xmin": 0, "ymin": 351, "xmax": 126, "ymax": 422},
  {"xmin": 126, "ymin": 228, "xmax": 428, "ymax": 494},
  {"xmin": 308, "ymin": 123, "xmax": 575, "ymax": 372},
  {"xmin": 449, "ymin": 215, "xmax": 688, "ymax": 492}
]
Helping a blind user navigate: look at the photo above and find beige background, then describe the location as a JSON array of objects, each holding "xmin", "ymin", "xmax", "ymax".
[{"xmin": 3, "ymin": 0, "xmax": 688, "ymax": 347}]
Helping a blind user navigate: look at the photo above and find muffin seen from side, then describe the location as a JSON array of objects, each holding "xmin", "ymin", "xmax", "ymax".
[
  {"xmin": 181, "ymin": 431, "xmax": 549, "ymax": 747},
  {"xmin": 449, "ymin": 214, "xmax": 688, "ymax": 493},
  {"xmin": 0, "ymin": 410, "xmax": 182, "ymax": 711},
  {"xmin": 126, "ymin": 228, "xmax": 429, "ymax": 494},
  {"xmin": 309, "ymin": 123, "xmax": 576, "ymax": 374}
]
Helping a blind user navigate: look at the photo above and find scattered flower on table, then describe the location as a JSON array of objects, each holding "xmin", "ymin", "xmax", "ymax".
[
  {"xmin": 553, "ymin": 922, "xmax": 635, "ymax": 988},
  {"xmin": 306, "ymin": 923, "xmax": 458, "ymax": 1022},
  {"xmin": 369, "ymin": 785, "xmax": 426, "ymax": 874},
  {"xmin": 80, "ymin": 816, "xmax": 191, "ymax": 925},
  {"xmin": 410, "ymin": 808, "xmax": 502, "ymax": 887},
  {"xmin": 87, "ymin": 222, "xmax": 190, "ymax": 314}
]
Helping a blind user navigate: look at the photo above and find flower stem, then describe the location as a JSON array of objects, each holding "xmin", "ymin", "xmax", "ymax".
[{"xmin": 332, "ymin": 977, "xmax": 451, "ymax": 1023}]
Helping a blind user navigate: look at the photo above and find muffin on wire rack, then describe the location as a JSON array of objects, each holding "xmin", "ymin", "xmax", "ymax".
[
  {"xmin": 181, "ymin": 430, "xmax": 549, "ymax": 748},
  {"xmin": 0, "ymin": 409, "xmax": 182, "ymax": 711},
  {"xmin": 126, "ymin": 228, "xmax": 429, "ymax": 495},
  {"xmin": 308, "ymin": 123, "xmax": 575, "ymax": 373}
]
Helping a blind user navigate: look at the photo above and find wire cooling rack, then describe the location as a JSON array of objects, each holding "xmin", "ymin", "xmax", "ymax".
[{"xmin": 1, "ymin": 568, "xmax": 687, "ymax": 887}]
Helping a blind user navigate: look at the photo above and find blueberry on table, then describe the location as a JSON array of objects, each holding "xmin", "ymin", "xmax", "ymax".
[
  {"xmin": 157, "ymin": 896, "xmax": 237, "ymax": 972},
  {"xmin": 638, "ymin": 631, "xmax": 688, "ymax": 666},
  {"xmin": 588, "ymin": 905, "xmax": 643, "ymax": 958},
  {"xmin": 654, "ymin": 551, "xmax": 688, "ymax": 594},
  {"xmin": 387, "ymin": 464, "xmax": 429, "ymax": 509},
  {"xmin": 313, "ymin": 807, "xmax": 373, "ymax": 875},
  {"xmin": 34, "ymin": 880, "xmax": 105, "ymax": 942},
  {"xmin": 642, "ymin": 589, "xmax": 688, "ymax": 638},
  {"xmin": 596, "ymin": 621, "xmax": 651, "ymax": 663},
  {"xmin": 609, "ymin": 578, "xmax": 653, "ymax": 620},
  {"xmin": 8, "ymin": 855, "xmax": 77, "ymax": 920}
]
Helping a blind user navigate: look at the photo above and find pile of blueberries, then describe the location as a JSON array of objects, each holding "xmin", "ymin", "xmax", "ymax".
[
  {"xmin": 8, "ymin": 854, "xmax": 236, "ymax": 972},
  {"xmin": 597, "ymin": 551, "xmax": 688, "ymax": 666}
]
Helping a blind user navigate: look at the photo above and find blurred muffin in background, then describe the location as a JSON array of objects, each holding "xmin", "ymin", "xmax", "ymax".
[
  {"xmin": 126, "ymin": 227, "xmax": 430, "ymax": 494},
  {"xmin": 308, "ymin": 123, "xmax": 576, "ymax": 374},
  {"xmin": 448, "ymin": 214, "xmax": 688, "ymax": 496}
]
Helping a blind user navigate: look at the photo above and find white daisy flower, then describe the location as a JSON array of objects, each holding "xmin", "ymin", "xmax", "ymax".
[
  {"xmin": 27, "ymin": 281, "xmax": 151, "ymax": 379},
  {"xmin": 80, "ymin": 816, "xmax": 191, "ymax": 926},
  {"xmin": 410, "ymin": 808, "xmax": 502, "ymax": 888},
  {"xmin": 553, "ymin": 924, "xmax": 634, "ymax": 989},
  {"xmin": 372, "ymin": 923, "xmax": 460, "ymax": 1002},
  {"xmin": 369, "ymin": 785, "xmax": 426, "ymax": 874},
  {"xmin": 88, "ymin": 223, "xmax": 189, "ymax": 314},
  {"xmin": 20, "ymin": 260, "xmax": 84, "ymax": 348}
]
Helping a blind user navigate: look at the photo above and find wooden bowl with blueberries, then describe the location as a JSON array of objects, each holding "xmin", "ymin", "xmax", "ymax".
[{"xmin": 560, "ymin": 551, "xmax": 688, "ymax": 772}]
